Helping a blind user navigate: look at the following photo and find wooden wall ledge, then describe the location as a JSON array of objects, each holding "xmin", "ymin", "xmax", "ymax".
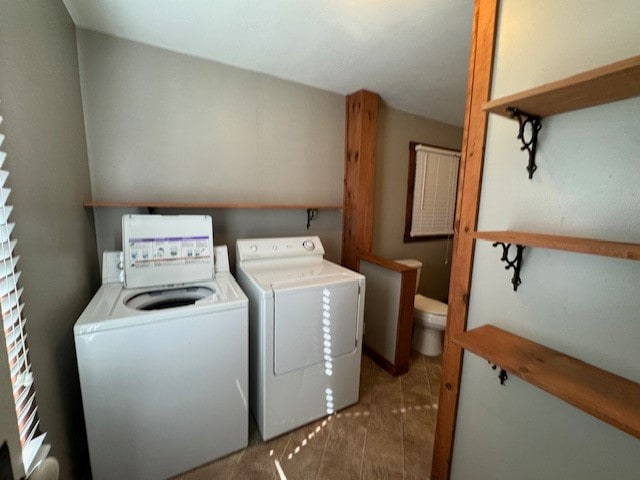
[
  {"xmin": 483, "ymin": 54, "xmax": 640, "ymax": 118},
  {"xmin": 453, "ymin": 325, "xmax": 640, "ymax": 439},
  {"xmin": 474, "ymin": 230, "xmax": 640, "ymax": 260},
  {"xmin": 83, "ymin": 200, "xmax": 342, "ymax": 210}
]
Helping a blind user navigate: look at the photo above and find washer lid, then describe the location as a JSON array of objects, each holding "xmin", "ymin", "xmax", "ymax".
[{"xmin": 122, "ymin": 214, "xmax": 214, "ymax": 288}]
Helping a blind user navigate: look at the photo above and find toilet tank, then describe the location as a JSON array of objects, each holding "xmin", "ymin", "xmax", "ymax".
[{"xmin": 395, "ymin": 259, "xmax": 422, "ymax": 294}]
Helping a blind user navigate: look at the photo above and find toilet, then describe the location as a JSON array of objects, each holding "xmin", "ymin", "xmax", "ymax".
[{"xmin": 395, "ymin": 259, "xmax": 448, "ymax": 356}]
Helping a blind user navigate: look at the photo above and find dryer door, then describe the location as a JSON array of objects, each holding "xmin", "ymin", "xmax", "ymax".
[{"xmin": 273, "ymin": 275, "xmax": 360, "ymax": 375}]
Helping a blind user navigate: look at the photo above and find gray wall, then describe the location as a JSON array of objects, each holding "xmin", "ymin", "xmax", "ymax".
[
  {"xmin": 76, "ymin": 29, "xmax": 345, "ymax": 263},
  {"xmin": 451, "ymin": 1, "xmax": 640, "ymax": 478},
  {"xmin": 0, "ymin": 1, "xmax": 99, "ymax": 479},
  {"xmin": 373, "ymin": 102, "xmax": 463, "ymax": 301},
  {"xmin": 94, "ymin": 207, "xmax": 342, "ymax": 267}
]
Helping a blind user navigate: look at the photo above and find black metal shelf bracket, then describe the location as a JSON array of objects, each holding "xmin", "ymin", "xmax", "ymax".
[
  {"xmin": 306, "ymin": 208, "xmax": 318, "ymax": 229},
  {"xmin": 490, "ymin": 362, "xmax": 509, "ymax": 385},
  {"xmin": 507, "ymin": 107, "xmax": 542, "ymax": 179},
  {"xmin": 492, "ymin": 242, "xmax": 525, "ymax": 291}
]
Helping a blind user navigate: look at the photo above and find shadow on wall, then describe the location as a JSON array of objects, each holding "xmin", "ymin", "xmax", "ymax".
[{"xmin": 55, "ymin": 337, "xmax": 91, "ymax": 480}]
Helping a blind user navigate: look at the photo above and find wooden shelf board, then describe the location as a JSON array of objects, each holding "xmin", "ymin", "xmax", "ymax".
[
  {"xmin": 483, "ymin": 55, "xmax": 640, "ymax": 118},
  {"xmin": 473, "ymin": 230, "xmax": 640, "ymax": 260},
  {"xmin": 83, "ymin": 200, "xmax": 343, "ymax": 210},
  {"xmin": 453, "ymin": 325, "xmax": 640, "ymax": 439}
]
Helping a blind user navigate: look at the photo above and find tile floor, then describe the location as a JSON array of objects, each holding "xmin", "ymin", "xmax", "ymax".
[{"xmin": 174, "ymin": 352, "xmax": 442, "ymax": 480}]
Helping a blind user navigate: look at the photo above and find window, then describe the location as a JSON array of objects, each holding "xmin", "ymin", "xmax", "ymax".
[
  {"xmin": 0, "ymin": 110, "xmax": 48, "ymax": 475},
  {"xmin": 404, "ymin": 143, "xmax": 460, "ymax": 241}
]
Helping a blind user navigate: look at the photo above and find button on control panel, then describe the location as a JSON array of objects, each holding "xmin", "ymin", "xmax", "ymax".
[{"xmin": 302, "ymin": 240, "xmax": 315, "ymax": 251}]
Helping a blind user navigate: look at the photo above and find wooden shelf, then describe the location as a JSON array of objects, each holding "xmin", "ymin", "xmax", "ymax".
[
  {"xmin": 473, "ymin": 230, "xmax": 640, "ymax": 261},
  {"xmin": 453, "ymin": 325, "xmax": 640, "ymax": 439},
  {"xmin": 83, "ymin": 200, "xmax": 342, "ymax": 210},
  {"xmin": 483, "ymin": 55, "xmax": 640, "ymax": 118}
]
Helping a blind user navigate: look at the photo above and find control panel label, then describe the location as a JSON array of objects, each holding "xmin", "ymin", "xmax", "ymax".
[{"xmin": 128, "ymin": 236, "xmax": 211, "ymax": 268}]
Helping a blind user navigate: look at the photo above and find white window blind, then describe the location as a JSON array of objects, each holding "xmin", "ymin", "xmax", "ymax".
[
  {"xmin": 0, "ymin": 109, "xmax": 48, "ymax": 475},
  {"xmin": 410, "ymin": 145, "xmax": 460, "ymax": 237}
]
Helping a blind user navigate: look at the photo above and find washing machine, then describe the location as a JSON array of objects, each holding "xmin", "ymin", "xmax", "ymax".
[
  {"xmin": 74, "ymin": 215, "xmax": 248, "ymax": 480},
  {"xmin": 235, "ymin": 236, "xmax": 365, "ymax": 440}
]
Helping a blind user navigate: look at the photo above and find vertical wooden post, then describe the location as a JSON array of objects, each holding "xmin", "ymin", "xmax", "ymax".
[
  {"xmin": 342, "ymin": 90, "xmax": 379, "ymax": 270},
  {"xmin": 431, "ymin": 1, "xmax": 499, "ymax": 479}
]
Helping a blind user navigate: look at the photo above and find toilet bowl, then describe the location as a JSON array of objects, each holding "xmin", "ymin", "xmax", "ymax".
[{"xmin": 395, "ymin": 259, "xmax": 448, "ymax": 356}]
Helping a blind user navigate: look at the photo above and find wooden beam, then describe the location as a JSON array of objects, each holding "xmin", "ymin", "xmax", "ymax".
[
  {"xmin": 431, "ymin": 1, "xmax": 499, "ymax": 479},
  {"xmin": 342, "ymin": 90, "xmax": 379, "ymax": 270}
]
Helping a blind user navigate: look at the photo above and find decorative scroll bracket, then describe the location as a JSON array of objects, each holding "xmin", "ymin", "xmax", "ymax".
[
  {"xmin": 306, "ymin": 208, "xmax": 318, "ymax": 229},
  {"xmin": 492, "ymin": 242, "xmax": 525, "ymax": 291},
  {"xmin": 507, "ymin": 107, "xmax": 542, "ymax": 179},
  {"xmin": 490, "ymin": 363, "xmax": 509, "ymax": 386}
]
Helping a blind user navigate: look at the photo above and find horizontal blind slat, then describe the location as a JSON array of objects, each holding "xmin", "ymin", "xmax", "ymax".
[
  {"xmin": 20, "ymin": 413, "xmax": 39, "ymax": 445},
  {"xmin": 1, "ymin": 287, "xmax": 23, "ymax": 315},
  {"xmin": 0, "ymin": 223, "xmax": 14, "ymax": 243},
  {"xmin": 14, "ymin": 383, "xmax": 31, "ymax": 407},
  {"xmin": 0, "ymin": 270, "xmax": 20, "ymax": 297},
  {"xmin": 0, "ymin": 255, "xmax": 19, "ymax": 277},
  {"xmin": 7, "ymin": 333, "xmax": 26, "ymax": 362},
  {"xmin": 10, "ymin": 349, "xmax": 29, "ymax": 379},
  {"xmin": 0, "ymin": 239, "xmax": 17, "ymax": 261},
  {"xmin": 5, "ymin": 327, "xmax": 25, "ymax": 349},
  {"xmin": 16, "ymin": 391, "xmax": 35, "ymax": 425},
  {"xmin": 0, "ymin": 188, "xmax": 10, "ymax": 206},
  {"xmin": 0, "ymin": 205, "xmax": 13, "ymax": 224}
]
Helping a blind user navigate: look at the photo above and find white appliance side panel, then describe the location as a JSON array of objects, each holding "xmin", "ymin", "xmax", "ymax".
[
  {"xmin": 75, "ymin": 308, "xmax": 248, "ymax": 480},
  {"xmin": 234, "ymin": 267, "xmax": 268, "ymax": 433},
  {"xmin": 273, "ymin": 280, "xmax": 359, "ymax": 375}
]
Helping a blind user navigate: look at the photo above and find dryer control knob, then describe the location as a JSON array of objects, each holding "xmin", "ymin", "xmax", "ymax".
[
  {"xmin": 250, "ymin": 245, "xmax": 258, "ymax": 252},
  {"xmin": 303, "ymin": 240, "xmax": 315, "ymax": 251}
]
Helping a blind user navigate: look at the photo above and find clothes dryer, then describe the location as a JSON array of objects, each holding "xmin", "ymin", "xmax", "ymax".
[
  {"xmin": 74, "ymin": 215, "xmax": 248, "ymax": 480},
  {"xmin": 236, "ymin": 236, "xmax": 365, "ymax": 440}
]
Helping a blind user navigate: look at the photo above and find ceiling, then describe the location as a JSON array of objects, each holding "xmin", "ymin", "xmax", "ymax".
[{"xmin": 62, "ymin": 0, "xmax": 473, "ymax": 126}]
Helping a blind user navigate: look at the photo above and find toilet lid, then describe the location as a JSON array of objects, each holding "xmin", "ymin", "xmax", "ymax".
[{"xmin": 414, "ymin": 294, "xmax": 448, "ymax": 315}]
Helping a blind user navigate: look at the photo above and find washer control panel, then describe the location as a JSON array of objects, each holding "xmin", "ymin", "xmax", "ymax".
[{"xmin": 236, "ymin": 236, "xmax": 325, "ymax": 262}]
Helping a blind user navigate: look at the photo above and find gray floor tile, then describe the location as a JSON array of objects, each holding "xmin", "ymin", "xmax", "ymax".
[{"xmin": 172, "ymin": 352, "xmax": 441, "ymax": 480}]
